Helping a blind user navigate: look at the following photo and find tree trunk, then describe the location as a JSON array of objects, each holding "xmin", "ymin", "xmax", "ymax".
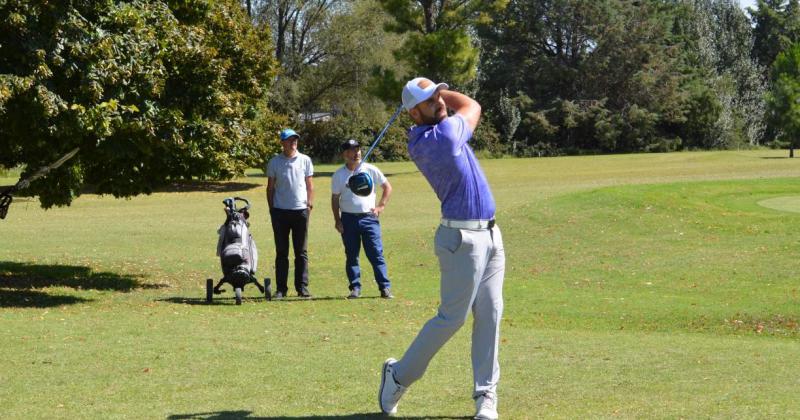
[
  {"xmin": 423, "ymin": 0, "xmax": 434, "ymax": 33},
  {"xmin": 791, "ymin": 147, "xmax": 795, "ymax": 158}
]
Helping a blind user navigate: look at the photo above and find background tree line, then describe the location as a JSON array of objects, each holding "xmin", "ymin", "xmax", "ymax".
[{"xmin": 2, "ymin": 0, "xmax": 800, "ymax": 207}]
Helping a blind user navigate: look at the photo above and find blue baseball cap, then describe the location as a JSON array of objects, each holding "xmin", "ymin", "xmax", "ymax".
[{"xmin": 280, "ymin": 128, "xmax": 300, "ymax": 141}]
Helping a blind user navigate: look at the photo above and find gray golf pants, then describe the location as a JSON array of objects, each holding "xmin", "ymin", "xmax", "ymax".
[{"xmin": 393, "ymin": 224, "xmax": 505, "ymax": 398}]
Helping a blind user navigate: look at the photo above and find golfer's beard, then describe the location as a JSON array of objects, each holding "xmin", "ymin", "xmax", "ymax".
[{"xmin": 421, "ymin": 112, "xmax": 445, "ymax": 125}]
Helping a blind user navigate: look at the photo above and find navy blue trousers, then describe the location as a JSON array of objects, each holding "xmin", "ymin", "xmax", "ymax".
[{"xmin": 340, "ymin": 212, "xmax": 390, "ymax": 291}]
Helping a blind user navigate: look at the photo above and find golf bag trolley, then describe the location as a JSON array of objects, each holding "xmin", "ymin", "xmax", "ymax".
[{"xmin": 207, "ymin": 197, "xmax": 271, "ymax": 305}]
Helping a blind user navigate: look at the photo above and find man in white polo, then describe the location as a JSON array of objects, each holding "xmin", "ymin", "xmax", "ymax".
[
  {"xmin": 331, "ymin": 139, "xmax": 394, "ymax": 299},
  {"xmin": 378, "ymin": 78, "xmax": 505, "ymax": 420}
]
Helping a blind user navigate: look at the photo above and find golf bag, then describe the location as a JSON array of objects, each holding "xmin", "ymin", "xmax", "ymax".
[{"xmin": 207, "ymin": 197, "xmax": 271, "ymax": 304}]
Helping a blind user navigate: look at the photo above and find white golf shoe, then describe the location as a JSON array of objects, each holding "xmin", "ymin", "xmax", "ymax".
[
  {"xmin": 379, "ymin": 358, "xmax": 407, "ymax": 415},
  {"xmin": 474, "ymin": 392, "xmax": 498, "ymax": 420}
]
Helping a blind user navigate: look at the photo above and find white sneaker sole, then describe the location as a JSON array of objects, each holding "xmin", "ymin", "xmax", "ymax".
[{"xmin": 379, "ymin": 358, "xmax": 398, "ymax": 415}]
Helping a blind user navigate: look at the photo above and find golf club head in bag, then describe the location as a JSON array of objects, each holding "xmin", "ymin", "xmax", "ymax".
[
  {"xmin": 223, "ymin": 196, "xmax": 251, "ymax": 222},
  {"xmin": 223, "ymin": 197, "xmax": 236, "ymax": 214},
  {"xmin": 346, "ymin": 172, "xmax": 374, "ymax": 197}
]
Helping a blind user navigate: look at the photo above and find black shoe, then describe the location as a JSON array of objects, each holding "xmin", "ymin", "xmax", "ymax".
[
  {"xmin": 298, "ymin": 288, "xmax": 312, "ymax": 298},
  {"xmin": 380, "ymin": 288, "xmax": 394, "ymax": 299},
  {"xmin": 273, "ymin": 291, "xmax": 285, "ymax": 299},
  {"xmin": 347, "ymin": 287, "xmax": 361, "ymax": 299}
]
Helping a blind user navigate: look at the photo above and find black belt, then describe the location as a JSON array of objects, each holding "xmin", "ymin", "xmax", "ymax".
[{"xmin": 342, "ymin": 212, "xmax": 372, "ymax": 217}]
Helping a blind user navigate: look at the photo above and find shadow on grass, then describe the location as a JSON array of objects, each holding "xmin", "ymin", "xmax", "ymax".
[
  {"xmin": 0, "ymin": 261, "xmax": 165, "ymax": 308},
  {"xmin": 0, "ymin": 289, "xmax": 91, "ymax": 308},
  {"xmin": 9, "ymin": 181, "xmax": 262, "ymax": 196},
  {"xmin": 168, "ymin": 411, "xmax": 469, "ymax": 419},
  {"xmin": 152, "ymin": 181, "xmax": 262, "ymax": 193},
  {"xmin": 0, "ymin": 261, "xmax": 161, "ymax": 291},
  {"xmin": 157, "ymin": 295, "xmax": 382, "ymax": 305}
]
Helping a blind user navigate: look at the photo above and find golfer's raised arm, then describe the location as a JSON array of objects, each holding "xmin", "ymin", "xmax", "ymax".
[{"xmin": 441, "ymin": 90, "xmax": 481, "ymax": 132}]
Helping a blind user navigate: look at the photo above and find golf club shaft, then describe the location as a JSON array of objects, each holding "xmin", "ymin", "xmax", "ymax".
[
  {"xmin": 1, "ymin": 147, "xmax": 80, "ymax": 220},
  {"xmin": 354, "ymin": 104, "xmax": 404, "ymax": 173},
  {"xmin": 15, "ymin": 147, "xmax": 80, "ymax": 191}
]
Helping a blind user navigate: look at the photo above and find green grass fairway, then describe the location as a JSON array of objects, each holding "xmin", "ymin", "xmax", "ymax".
[{"xmin": 1, "ymin": 150, "xmax": 799, "ymax": 418}]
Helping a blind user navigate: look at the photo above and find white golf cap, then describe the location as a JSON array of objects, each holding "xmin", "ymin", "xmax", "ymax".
[{"xmin": 402, "ymin": 77, "xmax": 449, "ymax": 110}]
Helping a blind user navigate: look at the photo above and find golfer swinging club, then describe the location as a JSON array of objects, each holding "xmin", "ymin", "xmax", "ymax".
[{"xmin": 379, "ymin": 77, "xmax": 505, "ymax": 420}]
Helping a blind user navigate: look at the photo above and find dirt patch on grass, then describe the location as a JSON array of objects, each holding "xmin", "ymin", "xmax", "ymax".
[{"xmin": 725, "ymin": 313, "xmax": 800, "ymax": 336}]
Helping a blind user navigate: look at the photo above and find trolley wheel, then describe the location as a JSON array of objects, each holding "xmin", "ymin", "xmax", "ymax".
[
  {"xmin": 206, "ymin": 278, "xmax": 213, "ymax": 303},
  {"xmin": 264, "ymin": 278, "xmax": 272, "ymax": 301},
  {"xmin": 235, "ymin": 287, "xmax": 243, "ymax": 305}
]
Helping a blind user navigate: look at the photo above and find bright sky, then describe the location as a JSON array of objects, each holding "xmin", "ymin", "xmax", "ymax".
[{"xmin": 739, "ymin": 0, "xmax": 757, "ymax": 11}]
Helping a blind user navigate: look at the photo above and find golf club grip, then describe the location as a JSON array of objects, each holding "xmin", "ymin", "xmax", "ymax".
[{"xmin": 355, "ymin": 104, "xmax": 404, "ymax": 172}]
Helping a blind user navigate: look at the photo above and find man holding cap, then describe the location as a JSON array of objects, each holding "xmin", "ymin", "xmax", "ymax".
[
  {"xmin": 266, "ymin": 128, "xmax": 314, "ymax": 298},
  {"xmin": 378, "ymin": 78, "xmax": 505, "ymax": 420},
  {"xmin": 331, "ymin": 139, "xmax": 394, "ymax": 299}
]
